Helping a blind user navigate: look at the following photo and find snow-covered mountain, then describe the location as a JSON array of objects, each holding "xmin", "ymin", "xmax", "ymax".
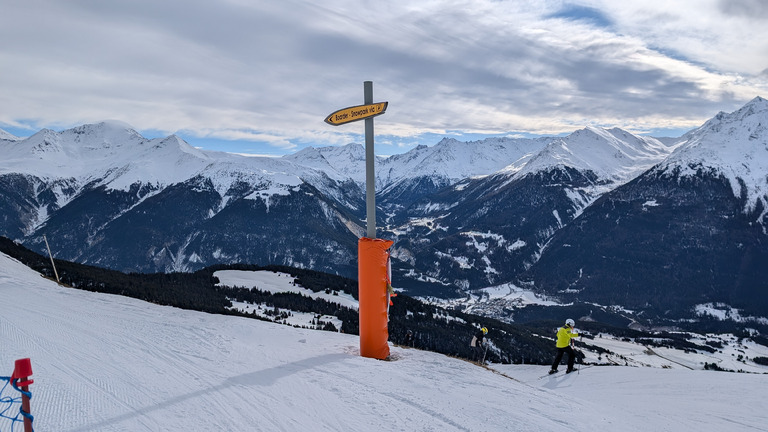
[
  {"xmin": 1, "ymin": 98, "xmax": 767, "ymax": 325},
  {"xmin": 656, "ymin": 96, "xmax": 768, "ymax": 223},
  {"xmin": 381, "ymin": 137, "xmax": 552, "ymax": 185},
  {"xmin": 2, "ymin": 120, "xmax": 336, "ymax": 198},
  {"xmin": 286, "ymin": 137, "xmax": 554, "ymax": 211},
  {"xmin": 514, "ymin": 126, "xmax": 675, "ymax": 186},
  {"xmin": 0, "ymin": 121, "xmax": 567, "ymax": 279},
  {"xmin": 0, "ymin": 121, "xmax": 366, "ymax": 273},
  {"xmin": 287, "ymin": 137, "xmax": 553, "ymax": 188},
  {"xmin": 0, "ymin": 127, "xmax": 20, "ymax": 141},
  {"xmin": 284, "ymin": 142, "xmax": 371, "ymax": 183},
  {"xmin": 519, "ymin": 96, "xmax": 768, "ymax": 322},
  {"xmin": 384, "ymin": 126, "xmax": 678, "ymax": 294},
  {"xmin": 2, "ymin": 250, "xmax": 767, "ymax": 431}
]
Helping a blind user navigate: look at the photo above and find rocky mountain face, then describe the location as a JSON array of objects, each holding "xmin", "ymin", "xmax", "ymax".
[
  {"xmin": 520, "ymin": 97, "xmax": 768, "ymax": 320},
  {"xmin": 382, "ymin": 126, "xmax": 676, "ymax": 296},
  {"xmin": 0, "ymin": 122, "xmax": 366, "ymax": 274},
  {"xmin": 1, "ymin": 97, "xmax": 767, "ymax": 323}
]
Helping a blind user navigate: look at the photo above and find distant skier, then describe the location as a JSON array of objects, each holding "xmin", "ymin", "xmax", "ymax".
[
  {"xmin": 549, "ymin": 319, "xmax": 579, "ymax": 374},
  {"xmin": 404, "ymin": 330, "xmax": 415, "ymax": 347},
  {"xmin": 470, "ymin": 327, "xmax": 488, "ymax": 363}
]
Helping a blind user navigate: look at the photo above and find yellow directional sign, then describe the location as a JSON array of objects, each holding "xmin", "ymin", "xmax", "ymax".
[{"xmin": 325, "ymin": 102, "xmax": 388, "ymax": 126}]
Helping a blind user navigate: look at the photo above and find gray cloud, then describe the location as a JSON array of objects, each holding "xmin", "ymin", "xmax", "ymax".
[
  {"xmin": 1, "ymin": 0, "xmax": 766, "ymax": 154},
  {"xmin": 719, "ymin": 0, "xmax": 768, "ymax": 19}
]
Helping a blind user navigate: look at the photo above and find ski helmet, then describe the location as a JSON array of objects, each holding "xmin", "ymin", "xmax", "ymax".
[
  {"xmin": 565, "ymin": 319, "xmax": 575, "ymax": 327},
  {"xmin": 481, "ymin": 327, "xmax": 488, "ymax": 334}
]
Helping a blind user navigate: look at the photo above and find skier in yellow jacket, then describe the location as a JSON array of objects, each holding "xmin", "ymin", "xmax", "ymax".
[
  {"xmin": 549, "ymin": 319, "xmax": 579, "ymax": 374},
  {"xmin": 470, "ymin": 327, "xmax": 488, "ymax": 364}
]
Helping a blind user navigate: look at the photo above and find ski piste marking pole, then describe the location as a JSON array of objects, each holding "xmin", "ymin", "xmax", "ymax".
[
  {"xmin": 10, "ymin": 358, "xmax": 34, "ymax": 432},
  {"xmin": 327, "ymin": 82, "xmax": 392, "ymax": 361}
]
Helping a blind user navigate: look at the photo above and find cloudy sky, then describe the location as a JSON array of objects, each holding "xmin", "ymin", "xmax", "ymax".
[{"xmin": 1, "ymin": 0, "xmax": 767, "ymax": 156}]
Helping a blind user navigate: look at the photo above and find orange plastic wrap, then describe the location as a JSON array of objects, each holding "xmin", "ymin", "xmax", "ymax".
[{"xmin": 358, "ymin": 237, "xmax": 393, "ymax": 359}]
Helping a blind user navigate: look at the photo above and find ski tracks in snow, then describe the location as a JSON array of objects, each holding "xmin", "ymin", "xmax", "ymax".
[{"xmin": 2, "ymin": 277, "xmax": 242, "ymax": 431}]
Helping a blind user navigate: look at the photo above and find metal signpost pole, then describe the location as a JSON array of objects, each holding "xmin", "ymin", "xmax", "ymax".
[
  {"xmin": 364, "ymin": 81, "xmax": 376, "ymax": 239},
  {"xmin": 325, "ymin": 84, "xmax": 391, "ymax": 359}
]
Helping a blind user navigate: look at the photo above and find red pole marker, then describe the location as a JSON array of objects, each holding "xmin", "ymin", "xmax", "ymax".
[{"xmin": 11, "ymin": 358, "xmax": 34, "ymax": 432}]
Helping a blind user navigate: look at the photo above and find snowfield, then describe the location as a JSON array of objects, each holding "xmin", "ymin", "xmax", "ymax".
[
  {"xmin": 215, "ymin": 269, "xmax": 359, "ymax": 310},
  {"xmin": 2, "ymin": 252, "xmax": 768, "ymax": 431}
]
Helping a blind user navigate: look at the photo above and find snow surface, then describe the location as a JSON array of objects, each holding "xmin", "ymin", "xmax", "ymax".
[
  {"xmin": 694, "ymin": 303, "xmax": 768, "ymax": 326},
  {"xmin": 215, "ymin": 269, "xmax": 359, "ymax": 309},
  {"xmin": 2, "ymin": 253, "xmax": 768, "ymax": 431}
]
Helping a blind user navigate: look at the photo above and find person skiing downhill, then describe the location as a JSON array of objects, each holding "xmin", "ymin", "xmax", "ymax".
[
  {"xmin": 470, "ymin": 327, "xmax": 488, "ymax": 363},
  {"xmin": 549, "ymin": 319, "xmax": 579, "ymax": 374}
]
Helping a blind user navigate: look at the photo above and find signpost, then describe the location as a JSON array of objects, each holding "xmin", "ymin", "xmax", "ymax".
[
  {"xmin": 324, "ymin": 102, "xmax": 388, "ymax": 126},
  {"xmin": 325, "ymin": 82, "xmax": 392, "ymax": 360},
  {"xmin": 325, "ymin": 81, "xmax": 387, "ymax": 239}
]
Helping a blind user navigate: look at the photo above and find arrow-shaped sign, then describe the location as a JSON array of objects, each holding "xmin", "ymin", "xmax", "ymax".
[{"xmin": 325, "ymin": 102, "xmax": 388, "ymax": 126}]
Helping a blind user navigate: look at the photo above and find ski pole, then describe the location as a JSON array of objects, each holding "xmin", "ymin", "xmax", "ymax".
[{"xmin": 576, "ymin": 348, "xmax": 582, "ymax": 374}]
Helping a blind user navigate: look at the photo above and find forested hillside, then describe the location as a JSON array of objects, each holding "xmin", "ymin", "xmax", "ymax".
[{"xmin": 0, "ymin": 236, "xmax": 554, "ymax": 364}]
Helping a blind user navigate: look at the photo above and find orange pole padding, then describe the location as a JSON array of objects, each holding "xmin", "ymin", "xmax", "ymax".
[{"xmin": 358, "ymin": 237, "xmax": 394, "ymax": 359}]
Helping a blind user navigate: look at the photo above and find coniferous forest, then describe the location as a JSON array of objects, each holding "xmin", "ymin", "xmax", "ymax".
[
  {"xmin": 1, "ymin": 236, "xmax": 560, "ymax": 364},
  {"xmin": 5, "ymin": 235, "xmax": 762, "ymax": 365}
]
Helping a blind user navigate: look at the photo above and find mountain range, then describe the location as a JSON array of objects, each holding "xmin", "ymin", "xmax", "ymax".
[
  {"xmin": 1, "ymin": 97, "xmax": 767, "ymax": 326},
  {"xmin": 523, "ymin": 98, "xmax": 768, "ymax": 320}
]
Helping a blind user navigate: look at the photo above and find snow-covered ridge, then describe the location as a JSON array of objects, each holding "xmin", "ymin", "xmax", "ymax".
[
  {"xmin": 380, "ymin": 136, "xmax": 551, "ymax": 185},
  {"xmin": 0, "ymin": 127, "xmax": 20, "ymax": 141},
  {"xmin": 515, "ymin": 126, "xmax": 676, "ymax": 185},
  {"xmin": 5, "ymin": 121, "xmax": 667, "ymax": 193},
  {"xmin": 3, "ymin": 97, "xmax": 767, "ymax": 224},
  {"xmin": 658, "ymin": 96, "xmax": 768, "ymax": 215},
  {"xmin": 286, "ymin": 136, "xmax": 554, "ymax": 188},
  {"xmin": 0, "ymin": 121, "xmax": 329, "ymax": 198},
  {"xmin": 283, "ymin": 143, "xmax": 370, "ymax": 183}
]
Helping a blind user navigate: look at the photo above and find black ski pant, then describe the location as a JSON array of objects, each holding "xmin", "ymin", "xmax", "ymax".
[
  {"xmin": 473, "ymin": 345, "xmax": 485, "ymax": 362},
  {"xmin": 551, "ymin": 346, "xmax": 575, "ymax": 370}
]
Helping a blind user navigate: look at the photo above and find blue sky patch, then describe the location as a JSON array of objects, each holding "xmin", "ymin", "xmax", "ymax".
[{"xmin": 547, "ymin": 4, "xmax": 614, "ymax": 28}]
